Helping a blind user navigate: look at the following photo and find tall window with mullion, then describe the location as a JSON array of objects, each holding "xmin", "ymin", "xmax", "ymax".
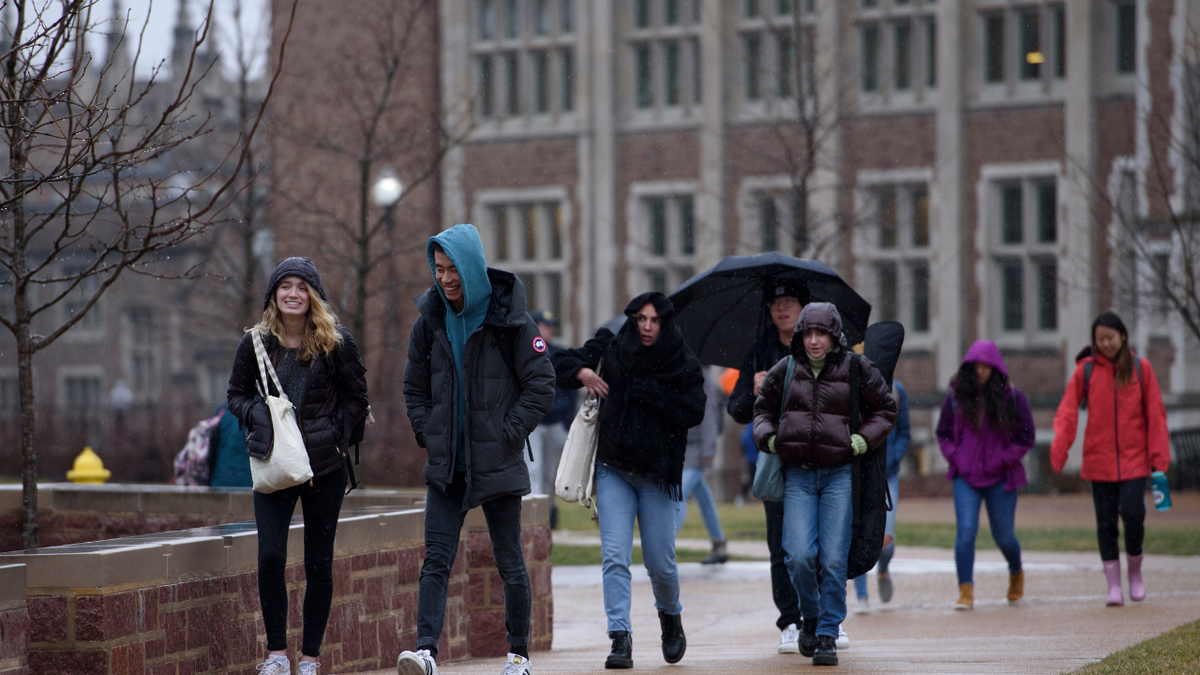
[
  {"xmin": 992, "ymin": 177, "xmax": 1058, "ymax": 337},
  {"xmin": 473, "ymin": 0, "xmax": 577, "ymax": 123},
  {"xmin": 641, "ymin": 194, "xmax": 696, "ymax": 293},
  {"xmin": 1116, "ymin": 1, "xmax": 1136, "ymax": 74},
  {"xmin": 487, "ymin": 201, "xmax": 568, "ymax": 320},
  {"xmin": 863, "ymin": 183, "xmax": 932, "ymax": 335}
]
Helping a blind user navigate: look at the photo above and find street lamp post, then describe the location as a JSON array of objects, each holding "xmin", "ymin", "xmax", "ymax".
[{"xmin": 368, "ymin": 167, "xmax": 404, "ymax": 360}]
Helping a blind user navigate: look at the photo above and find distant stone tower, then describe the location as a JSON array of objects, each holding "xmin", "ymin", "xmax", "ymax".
[
  {"xmin": 98, "ymin": 0, "xmax": 132, "ymax": 99},
  {"xmin": 172, "ymin": 0, "xmax": 193, "ymax": 85}
]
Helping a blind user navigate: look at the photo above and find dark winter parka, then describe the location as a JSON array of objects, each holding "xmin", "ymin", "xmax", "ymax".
[
  {"xmin": 552, "ymin": 292, "xmax": 707, "ymax": 499},
  {"xmin": 403, "ymin": 270, "xmax": 556, "ymax": 509},
  {"xmin": 227, "ymin": 326, "xmax": 370, "ymax": 481},
  {"xmin": 753, "ymin": 303, "xmax": 896, "ymax": 468},
  {"xmin": 727, "ymin": 323, "xmax": 791, "ymax": 425}
]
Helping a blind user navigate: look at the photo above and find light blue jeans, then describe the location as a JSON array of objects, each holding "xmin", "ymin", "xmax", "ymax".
[
  {"xmin": 854, "ymin": 473, "xmax": 899, "ymax": 599},
  {"xmin": 782, "ymin": 463, "xmax": 853, "ymax": 638},
  {"xmin": 953, "ymin": 476, "xmax": 1022, "ymax": 585},
  {"xmin": 675, "ymin": 467, "xmax": 725, "ymax": 540},
  {"xmin": 597, "ymin": 462, "xmax": 683, "ymax": 633}
]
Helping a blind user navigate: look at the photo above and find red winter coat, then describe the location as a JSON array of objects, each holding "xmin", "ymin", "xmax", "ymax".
[{"xmin": 1050, "ymin": 350, "xmax": 1170, "ymax": 482}]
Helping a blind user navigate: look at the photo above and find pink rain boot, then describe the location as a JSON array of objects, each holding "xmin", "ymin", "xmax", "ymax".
[
  {"xmin": 1103, "ymin": 560, "xmax": 1124, "ymax": 606},
  {"xmin": 1127, "ymin": 554, "xmax": 1145, "ymax": 602}
]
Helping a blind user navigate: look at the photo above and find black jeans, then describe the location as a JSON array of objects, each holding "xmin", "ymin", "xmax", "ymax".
[
  {"xmin": 765, "ymin": 499, "xmax": 802, "ymax": 629},
  {"xmin": 254, "ymin": 468, "xmax": 346, "ymax": 657},
  {"xmin": 417, "ymin": 474, "xmax": 530, "ymax": 656},
  {"xmin": 1091, "ymin": 477, "xmax": 1147, "ymax": 561}
]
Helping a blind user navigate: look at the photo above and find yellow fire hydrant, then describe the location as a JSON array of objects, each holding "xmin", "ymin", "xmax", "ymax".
[{"xmin": 66, "ymin": 447, "xmax": 112, "ymax": 483}]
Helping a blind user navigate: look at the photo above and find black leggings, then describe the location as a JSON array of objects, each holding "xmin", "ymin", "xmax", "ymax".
[
  {"xmin": 254, "ymin": 468, "xmax": 346, "ymax": 656},
  {"xmin": 1090, "ymin": 477, "xmax": 1147, "ymax": 561}
]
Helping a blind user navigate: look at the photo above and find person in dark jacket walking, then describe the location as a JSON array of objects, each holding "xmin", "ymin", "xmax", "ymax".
[
  {"xmin": 753, "ymin": 303, "xmax": 895, "ymax": 667},
  {"xmin": 398, "ymin": 224, "xmax": 555, "ymax": 675},
  {"xmin": 936, "ymin": 340, "xmax": 1035, "ymax": 611},
  {"xmin": 726, "ymin": 286, "xmax": 807, "ymax": 654},
  {"xmin": 227, "ymin": 257, "xmax": 370, "ymax": 675},
  {"xmin": 526, "ymin": 310, "xmax": 575, "ymax": 504},
  {"xmin": 553, "ymin": 292, "xmax": 706, "ymax": 670}
]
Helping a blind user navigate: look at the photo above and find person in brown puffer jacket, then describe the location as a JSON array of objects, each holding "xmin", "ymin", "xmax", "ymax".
[{"xmin": 753, "ymin": 302, "xmax": 895, "ymax": 667}]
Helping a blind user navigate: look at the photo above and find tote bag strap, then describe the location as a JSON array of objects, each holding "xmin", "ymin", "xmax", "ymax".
[{"xmin": 251, "ymin": 330, "xmax": 291, "ymax": 404}]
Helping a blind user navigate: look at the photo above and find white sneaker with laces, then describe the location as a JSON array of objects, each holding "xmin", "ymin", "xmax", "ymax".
[
  {"xmin": 853, "ymin": 597, "xmax": 871, "ymax": 614},
  {"xmin": 500, "ymin": 653, "xmax": 532, "ymax": 675},
  {"xmin": 298, "ymin": 661, "xmax": 321, "ymax": 675},
  {"xmin": 256, "ymin": 655, "xmax": 290, "ymax": 675},
  {"xmin": 397, "ymin": 649, "xmax": 439, "ymax": 675},
  {"xmin": 778, "ymin": 623, "xmax": 800, "ymax": 654},
  {"xmin": 836, "ymin": 625, "xmax": 850, "ymax": 650}
]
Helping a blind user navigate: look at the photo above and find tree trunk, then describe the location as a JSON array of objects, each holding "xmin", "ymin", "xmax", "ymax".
[{"xmin": 354, "ymin": 160, "xmax": 371, "ymax": 356}]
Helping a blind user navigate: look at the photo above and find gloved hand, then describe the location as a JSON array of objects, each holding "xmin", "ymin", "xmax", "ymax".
[
  {"xmin": 851, "ymin": 433, "xmax": 868, "ymax": 456},
  {"xmin": 766, "ymin": 435, "xmax": 778, "ymax": 454}
]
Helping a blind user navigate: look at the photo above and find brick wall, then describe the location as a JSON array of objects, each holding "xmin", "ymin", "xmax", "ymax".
[{"xmin": 0, "ymin": 565, "xmax": 28, "ymax": 675}]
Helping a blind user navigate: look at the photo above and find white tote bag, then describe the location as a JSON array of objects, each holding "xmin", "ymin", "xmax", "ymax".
[
  {"xmin": 248, "ymin": 331, "xmax": 314, "ymax": 494},
  {"xmin": 555, "ymin": 360, "xmax": 603, "ymax": 507}
]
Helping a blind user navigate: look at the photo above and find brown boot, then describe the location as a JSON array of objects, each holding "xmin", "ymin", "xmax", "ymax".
[
  {"xmin": 954, "ymin": 582, "xmax": 974, "ymax": 610},
  {"xmin": 1007, "ymin": 570, "xmax": 1024, "ymax": 602}
]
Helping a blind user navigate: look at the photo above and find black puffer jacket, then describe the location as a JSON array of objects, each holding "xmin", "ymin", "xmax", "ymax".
[
  {"xmin": 227, "ymin": 327, "xmax": 370, "ymax": 480},
  {"xmin": 403, "ymin": 270, "xmax": 556, "ymax": 509},
  {"xmin": 727, "ymin": 324, "xmax": 791, "ymax": 425}
]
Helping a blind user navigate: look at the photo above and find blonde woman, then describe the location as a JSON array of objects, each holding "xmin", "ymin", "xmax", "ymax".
[{"xmin": 228, "ymin": 257, "xmax": 369, "ymax": 675}]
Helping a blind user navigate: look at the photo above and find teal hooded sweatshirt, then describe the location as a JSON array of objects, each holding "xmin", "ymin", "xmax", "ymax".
[{"xmin": 427, "ymin": 224, "xmax": 493, "ymax": 473}]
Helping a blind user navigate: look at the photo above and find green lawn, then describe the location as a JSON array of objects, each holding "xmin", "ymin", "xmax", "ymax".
[{"xmin": 1066, "ymin": 619, "xmax": 1200, "ymax": 674}]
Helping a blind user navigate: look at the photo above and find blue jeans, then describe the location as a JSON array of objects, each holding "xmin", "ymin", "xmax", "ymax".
[
  {"xmin": 416, "ymin": 474, "xmax": 530, "ymax": 655},
  {"xmin": 854, "ymin": 473, "xmax": 899, "ymax": 599},
  {"xmin": 952, "ymin": 476, "xmax": 1022, "ymax": 585},
  {"xmin": 782, "ymin": 463, "xmax": 853, "ymax": 638},
  {"xmin": 597, "ymin": 462, "xmax": 683, "ymax": 632},
  {"xmin": 675, "ymin": 467, "xmax": 725, "ymax": 540}
]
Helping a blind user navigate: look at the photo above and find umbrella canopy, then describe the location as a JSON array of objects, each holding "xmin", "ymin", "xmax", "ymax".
[{"xmin": 670, "ymin": 252, "xmax": 872, "ymax": 368}]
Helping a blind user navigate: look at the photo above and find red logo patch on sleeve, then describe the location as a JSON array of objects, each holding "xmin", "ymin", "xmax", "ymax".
[{"xmin": 532, "ymin": 336, "xmax": 547, "ymax": 353}]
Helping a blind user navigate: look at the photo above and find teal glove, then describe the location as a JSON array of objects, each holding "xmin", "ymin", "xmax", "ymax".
[
  {"xmin": 767, "ymin": 435, "xmax": 777, "ymax": 454},
  {"xmin": 851, "ymin": 434, "xmax": 868, "ymax": 456}
]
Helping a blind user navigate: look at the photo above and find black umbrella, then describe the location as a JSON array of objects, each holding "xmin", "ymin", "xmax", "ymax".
[{"xmin": 669, "ymin": 252, "xmax": 872, "ymax": 368}]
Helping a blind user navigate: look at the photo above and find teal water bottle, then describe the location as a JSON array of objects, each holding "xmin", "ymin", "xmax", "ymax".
[{"xmin": 1151, "ymin": 471, "xmax": 1172, "ymax": 511}]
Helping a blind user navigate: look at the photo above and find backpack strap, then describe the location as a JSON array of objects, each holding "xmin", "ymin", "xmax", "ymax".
[
  {"xmin": 1080, "ymin": 361, "xmax": 1093, "ymax": 411},
  {"xmin": 777, "ymin": 356, "xmax": 797, "ymax": 424},
  {"xmin": 850, "ymin": 354, "xmax": 862, "ymax": 433}
]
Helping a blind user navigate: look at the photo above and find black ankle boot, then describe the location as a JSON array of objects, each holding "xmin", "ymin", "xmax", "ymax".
[
  {"xmin": 798, "ymin": 617, "xmax": 818, "ymax": 657},
  {"xmin": 605, "ymin": 631, "xmax": 632, "ymax": 669},
  {"xmin": 813, "ymin": 634, "xmax": 838, "ymax": 666},
  {"xmin": 658, "ymin": 611, "xmax": 686, "ymax": 664}
]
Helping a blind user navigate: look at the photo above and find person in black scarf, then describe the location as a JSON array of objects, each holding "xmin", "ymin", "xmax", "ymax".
[{"xmin": 553, "ymin": 292, "xmax": 706, "ymax": 670}]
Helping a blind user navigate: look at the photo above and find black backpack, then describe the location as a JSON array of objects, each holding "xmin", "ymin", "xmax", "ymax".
[{"xmin": 846, "ymin": 321, "xmax": 905, "ymax": 580}]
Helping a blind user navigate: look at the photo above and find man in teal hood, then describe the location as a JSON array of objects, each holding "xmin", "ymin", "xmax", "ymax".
[{"xmin": 401, "ymin": 223, "xmax": 555, "ymax": 675}]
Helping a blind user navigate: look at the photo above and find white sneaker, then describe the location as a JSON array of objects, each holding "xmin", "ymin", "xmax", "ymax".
[
  {"xmin": 397, "ymin": 649, "xmax": 439, "ymax": 675},
  {"xmin": 256, "ymin": 655, "xmax": 290, "ymax": 675},
  {"xmin": 778, "ymin": 623, "xmax": 801, "ymax": 654},
  {"xmin": 853, "ymin": 597, "xmax": 870, "ymax": 614},
  {"xmin": 836, "ymin": 625, "xmax": 849, "ymax": 650},
  {"xmin": 500, "ymin": 653, "xmax": 532, "ymax": 675},
  {"xmin": 298, "ymin": 662, "xmax": 321, "ymax": 675}
]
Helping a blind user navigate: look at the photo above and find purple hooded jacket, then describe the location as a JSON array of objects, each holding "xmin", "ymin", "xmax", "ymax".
[{"xmin": 936, "ymin": 340, "xmax": 1036, "ymax": 491}]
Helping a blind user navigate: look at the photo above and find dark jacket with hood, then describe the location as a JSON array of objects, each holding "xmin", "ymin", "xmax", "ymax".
[
  {"xmin": 753, "ymin": 303, "xmax": 896, "ymax": 469},
  {"xmin": 727, "ymin": 323, "xmax": 792, "ymax": 425},
  {"xmin": 403, "ymin": 224, "xmax": 556, "ymax": 509},
  {"xmin": 227, "ymin": 258, "xmax": 370, "ymax": 482},
  {"xmin": 552, "ymin": 292, "xmax": 707, "ymax": 499}
]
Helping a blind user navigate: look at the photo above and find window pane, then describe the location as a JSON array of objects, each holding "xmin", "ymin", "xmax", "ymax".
[
  {"xmin": 492, "ymin": 205, "xmax": 509, "ymax": 260},
  {"xmin": 911, "ymin": 262, "xmax": 930, "ymax": 332},
  {"xmin": 692, "ymin": 0, "xmax": 701, "ymax": 23},
  {"xmin": 1001, "ymin": 260, "xmax": 1023, "ymax": 331},
  {"xmin": 778, "ymin": 0, "xmax": 793, "ymax": 15},
  {"xmin": 745, "ymin": 0, "xmax": 760, "ymax": 18},
  {"xmin": 926, "ymin": 18, "xmax": 937, "ymax": 87},
  {"xmin": 1001, "ymin": 184, "xmax": 1022, "ymax": 244},
  {"xmin": 561, "ymin": 0, "xmax": 573, "ymax": 33},
  {"xmin": 877, "ymin": 263, "xmax": 898, "ymax": 322},
  {"xmin": 649, "ymin": 197, "xmax": 667, "ymax": 255},
  {"xmin": 912, "ymin": 189, "xmax": 930, "ymax": 247},
  {"xmin": 878, "ymin": 189, "xmax": 897, "ymax": 248},
  {"xmin": 519, "ymin": 273, "xmax": 539, "ymax": 309},
  {"xmin": 506, "ymin": 0, "xmax": 519, "ymax": 37},
  {"xmin": 761, "ymin": 195, "xmax": 779, "ymax": 252},
  {"xmin": 533, "ymin": 50, "xmax": 550, "ymax": 113},
  {"xmin": 1053, "ymin": 5, "xmax": 1066, "ymax": 78},
  {"xmin": 560, "ymin": 48, "xmax": 574, "ymax": 111},
  {"xmin": 778, "ymin": 32, "xmax": 794, "ymax": 98},
  {"xmin": 523, "ymin": 205, "xmax": 538, "ymax": 259},
  {"xmin": 665, "ymin": 41, "xmax": 681, "ymax": 106},
  {"xmin": 546, "ymin": 272, "xmax": 562, "ymax": 318},
  {"xmin": 895, "ymin": 20, "xmax": 912, "ymax": 90},
  {"xmin": 745, "ymin": 33, "xmax": 762, "ymax": 100},
  {"xmin": 985, "ymin": 13, "xmax": 1005, "ymax": 83},
  {"xmin": 862, "ymin": 0, "xmax": 878, "ymax": 7},
  {"xmin": 478, "ymin": 55, "xmax": 494, "ymax": 116},
  {"xmin": 1037, "ymin": 261, "xmax": 1057, "ymax": 331},
  {"xmin": 636, "ymin": 0, "xmax": 650, "ymax": 28},
  {"xmin": 1019, "ymin": 8, "xmax": 1041, "ymax": 80},
  {"xmin": 636, "ymin": 43, "xmax": 653, "ymax": 108},
  {"xmin": 1116, "ymin": 2, "xmax": 1136, "ymax": 73},
  {"xmin": 479, "ymin": 0, "xmax": 495, "ymax": 40},
  {"xmin": 691, "ymin": 38, "xmax": 702, "ymax": 103},
  {"xmin": 679, "ymin": 196, "xmax": 695, "ymax": 255},
  {"xmin": 505, "ymin": 52, "xmax": 520, "ymax": 116},
  {"xmin": 1037, "ymin": 182, "xmax": 1056, "ymax": 243},
  {"xmin": 861, "ymin": 23, "xmax": 879, "ymax": 92},
  {"xmin": 548, "ymin": 202, "xmax": 563, "ymax": 258},
  {"xmin": 648, "ymin": 270, "xmax": 667, "ymax": 293},
  {"xmin": 535, "ymin": 0, "xmax": 549, "ymax": 35},
  {"xmin": 665, "ymin": 0, "xmax": 679, "ymax": 25}
]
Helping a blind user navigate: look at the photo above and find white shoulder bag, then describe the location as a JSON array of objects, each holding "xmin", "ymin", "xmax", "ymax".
[
  {"xmin": 555, "ymin": 358, "xmax": 604, "ymax": 507},
  {"xmin": 248, "ymin": 331, "xmax": 314, "ymax": 493}
]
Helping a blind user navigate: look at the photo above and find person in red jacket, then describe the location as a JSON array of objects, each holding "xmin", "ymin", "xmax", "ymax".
[{"xmin": 1050, "ymin": 311, "xmax": 1171, "ymax": 606}]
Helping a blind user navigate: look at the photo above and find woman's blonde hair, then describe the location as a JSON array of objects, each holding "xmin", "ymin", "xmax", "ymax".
[{"xmin": 251, "ymin": 279, "xmax": 343, "ymax": 360}]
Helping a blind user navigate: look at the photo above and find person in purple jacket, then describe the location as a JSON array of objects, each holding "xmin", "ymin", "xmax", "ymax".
[{"xmin": 936, "ymin": 340, "xmax": 1036, "ymax": 611}]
